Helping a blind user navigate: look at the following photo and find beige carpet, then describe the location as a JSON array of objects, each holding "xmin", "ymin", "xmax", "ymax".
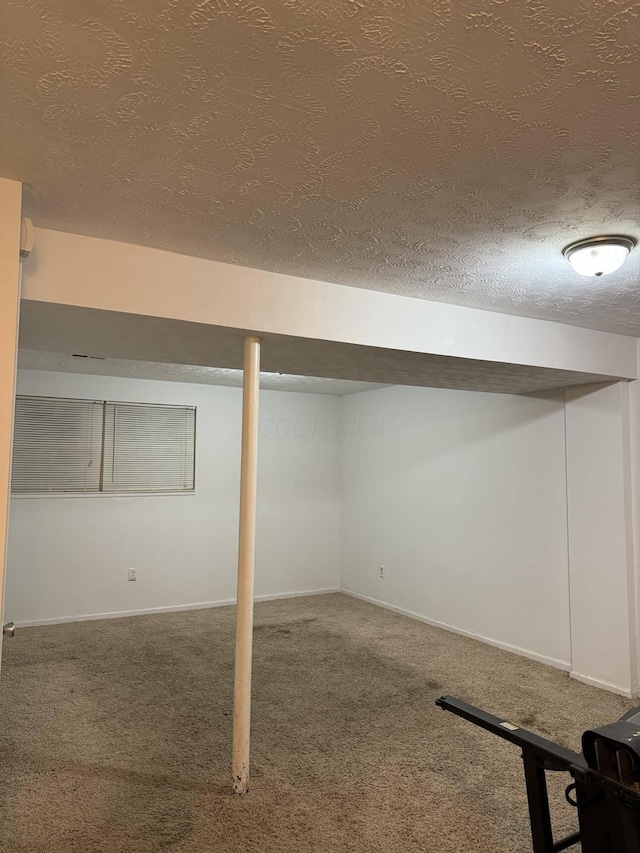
[{"xmin": 0, "ymin": 593, "xmax": 633, "ymax": 852}]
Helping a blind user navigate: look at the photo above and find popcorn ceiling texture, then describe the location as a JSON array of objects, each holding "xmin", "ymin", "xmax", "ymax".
[{"xmin": 1, "ymin": 0, "xmax": 639, "ymax": 333}]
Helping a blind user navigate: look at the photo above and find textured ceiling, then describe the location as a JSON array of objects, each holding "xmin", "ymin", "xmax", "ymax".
[
  {"xmin": 17, "ymin": 349, "xmax": 387, "ymax": 395},
  {"xmin": 2, "ymin": 0, "xmax": 639, "ymax": 333}
]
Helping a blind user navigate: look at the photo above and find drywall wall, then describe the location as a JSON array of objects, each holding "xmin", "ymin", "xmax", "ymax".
[
  {"xmin": 5, "ymin": 370, "xmax": 340, "ymax": 624},
  {"xmin": 9, "ymin": 367, "xmax": 639, "ymax": 695},
  {"xmin": 565, "ymin": 382, "xmax": 638, "ymax": 696},
  {"xmin": 0, "ymin": 178, "xmax": 22, "ymax": 668},
  {"xmin": 630, "ymin": 377, "xmax": 640, "ymax": 689},
  {"xmin": 339, "ymin": 385, "xmax": 571, "ymax": 669}
]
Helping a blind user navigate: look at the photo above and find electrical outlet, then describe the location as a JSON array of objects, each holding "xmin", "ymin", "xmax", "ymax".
[
  {"xmin": 379, "ymin": 565, "xmax": 385, "ymax": 579},
  {"xmin": 128, "ymin": 568, "xmax": 137, "ymax": 582}
]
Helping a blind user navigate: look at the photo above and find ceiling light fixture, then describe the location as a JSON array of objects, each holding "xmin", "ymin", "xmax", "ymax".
[{"xmin": 563, "ymin": 235, "xmax": 636, "ymax": 277}]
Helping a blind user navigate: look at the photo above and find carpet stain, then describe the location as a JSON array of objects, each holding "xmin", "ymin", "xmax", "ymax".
[{"xmin": 0, "ymin": 593, "xmax": 633, "ymax": 852}]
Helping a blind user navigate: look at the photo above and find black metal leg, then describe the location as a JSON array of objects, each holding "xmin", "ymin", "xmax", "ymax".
[
  {"xmin": 522, "ymin": 751, "xmax": 555, "ymax": 853},
  {"xmin": 574, "ymin": 778, "xmax": 610, "ymax": 853},
  {"xmin": 553, "ymin": 831, "xmax": 581, "ymax": 852}
]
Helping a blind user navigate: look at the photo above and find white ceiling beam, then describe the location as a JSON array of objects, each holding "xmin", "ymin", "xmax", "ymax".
[{"xmin": 21, "ymin": 228, "xmax": 637, "ymax": 381}]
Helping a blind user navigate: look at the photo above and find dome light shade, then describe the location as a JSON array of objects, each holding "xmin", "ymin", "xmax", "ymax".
[{"xmin": 563, "ymin": 236, "xmax": 635, "ymax": 277}]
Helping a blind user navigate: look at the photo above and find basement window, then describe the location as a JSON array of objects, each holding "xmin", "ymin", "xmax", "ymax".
[{"xmin": 11, "ymin": 395, "xmax": 196, "ymax": 495}]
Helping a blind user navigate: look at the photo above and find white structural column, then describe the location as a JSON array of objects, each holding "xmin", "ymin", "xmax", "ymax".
[
  {"xmin": 565, "ymin": 381, "xmax": 638, "ymax": 697},
  {"xmin": 0, "ymin": 179, "xmax": 23, "ymax": 668},
  {"xmin": 232, "ymin": 335, "xmax": 261, "ymax": 794}
]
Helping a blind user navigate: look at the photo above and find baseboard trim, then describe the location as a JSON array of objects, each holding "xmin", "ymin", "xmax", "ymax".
[
  {"xmin": 340, "ymin": 588, "xmax": 571, "ymax": 672},
  {"xmin": 15, "ymin": 587, "xmax": 341, "ymax": 628},
  {"xmin": 570, "ymin": 671, "xmax": 639, "ymax": 699}
]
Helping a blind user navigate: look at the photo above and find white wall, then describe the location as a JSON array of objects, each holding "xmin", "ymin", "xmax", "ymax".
[
  {"xmin": 0, "ymin": 178, "xmax": 22, "ymax": 668},
  {"xmin": 630, "ymin": 377, "xmax": 640, "ymax": 689},
  {"xmin": 5, "ymin": 370, "xmax": 340, "ymax": 625},
  {"xmin": 339, "ymin": 385, "xmax": 571, "ymax": 669},
  {"xmin": 9, "ymin": 367, "xmax": 640, "ymax": 697}
]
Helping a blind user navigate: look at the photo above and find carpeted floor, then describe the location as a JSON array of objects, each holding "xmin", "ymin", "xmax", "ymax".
[{"xmin": 0, "ymin": 593, "xmax": 633, "ymax": 852}]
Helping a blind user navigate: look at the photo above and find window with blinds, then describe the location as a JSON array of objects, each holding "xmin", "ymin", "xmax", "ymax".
[
  {"xmin": 102, "ymin": 402, "xmax": 196, "ymax": 493},
  {"xmin": 11, "ymin": 396, "xmax": 196, "ymax": 495}
]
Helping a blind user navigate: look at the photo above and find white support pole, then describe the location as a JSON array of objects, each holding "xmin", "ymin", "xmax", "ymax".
[{"xmin": 232, "ymin": 335, "xmax": 261, "ymax": 795}]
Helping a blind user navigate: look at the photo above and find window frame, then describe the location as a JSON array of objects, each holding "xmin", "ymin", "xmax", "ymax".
[{"xmin": 11, "ymin": 395, "xmax": 197, "ymax": 498}]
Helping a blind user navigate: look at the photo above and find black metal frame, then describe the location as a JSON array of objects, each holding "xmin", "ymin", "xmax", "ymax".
[{"xmin": 435, "ymin": 695, "xmax": 622, "ymax": 853}]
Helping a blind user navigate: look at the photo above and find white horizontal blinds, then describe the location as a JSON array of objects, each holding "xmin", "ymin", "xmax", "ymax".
[
  {"xmin": 11, "ymin": 396, "xmax": 104, "ymax": 493},
  {"xmin": 102, "ymin": 402, "xmax": 195, "ymax": 493},
  {"xmin": 11, "ymin": 396, "xmax": 196, "ymax": 495}
]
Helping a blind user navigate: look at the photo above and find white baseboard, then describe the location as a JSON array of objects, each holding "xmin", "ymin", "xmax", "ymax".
[
  {"xmin": 570, "ymin": 671, "xmax": 639, "ymax": 699},
  {"xmin": 14, "ymin": 587, "xmax": 340, "ymax": 628},
  {"xmin": 340, "ymin": 587, "xmax": 571, "ymax": 672}
]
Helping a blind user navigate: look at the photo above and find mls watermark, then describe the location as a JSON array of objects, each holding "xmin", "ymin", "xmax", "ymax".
[{"xmin": 259, "ymin": 417, "xmax": 385, "ymax": 438}]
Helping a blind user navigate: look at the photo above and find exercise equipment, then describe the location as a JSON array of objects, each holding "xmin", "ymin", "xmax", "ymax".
[{"xmin": 436, "ymin": 695, "xmax": 640, "ymax": 852}]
